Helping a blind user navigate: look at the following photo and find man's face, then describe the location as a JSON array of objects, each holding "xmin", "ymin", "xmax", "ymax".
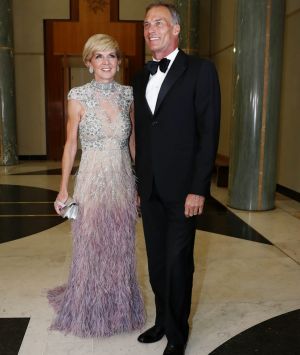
[{"xmin": 144, "ymin": 6, "xmax": 180, "ymax": 60}]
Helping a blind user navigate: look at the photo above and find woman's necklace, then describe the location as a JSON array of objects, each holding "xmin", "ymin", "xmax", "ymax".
[{"xmin": 91, "ymin": 80, "xmax": 116, "ymax": 97}]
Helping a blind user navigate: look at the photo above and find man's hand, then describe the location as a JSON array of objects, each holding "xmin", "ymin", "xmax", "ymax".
[
  {"xmin": 184, "ymin": 194, "xmax": 205, "ymax": 218},
  {"xmin": 136, "ymin": 194, "xmax": 141, "ymax": 207},
  {"xmin": 136, "ymin": 194, "xmax": 142, "ymax": 217}
]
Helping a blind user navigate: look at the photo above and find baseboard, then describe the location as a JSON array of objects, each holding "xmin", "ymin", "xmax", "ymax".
[
  {"xmin": 18, "ymin": 155, "xmax": 47, "ymax": 161},
  {"xmin": 276, "ymin": 184, "xmax": 300, "ymax": 203}
]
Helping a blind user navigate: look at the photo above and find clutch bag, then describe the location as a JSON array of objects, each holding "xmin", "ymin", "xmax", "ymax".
[{"xmin": 59, "ymin": 197, "xmax": 78, "ymax": 220}]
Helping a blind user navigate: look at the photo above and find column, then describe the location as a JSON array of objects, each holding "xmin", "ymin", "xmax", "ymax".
[
  {"xmin": 174, "ymin": 0, "xmax": 200, "ymax": 55},
  {"xmin": 0, "ymin": 0, "xmax": 18, "ymax": 165},
  {"xmin": 228, "ymin": 0, "xmax": 285, "ymax": 210}
]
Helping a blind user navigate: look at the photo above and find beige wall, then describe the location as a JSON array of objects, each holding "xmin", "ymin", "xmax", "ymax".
[
  {"xmin": 277, "ymin": 0, "xmax": 300, "ymax": 192},
  {"xmin": 12, "ymin": 0, "xmax": 151, "ymax": 156},
  {"xmin": 209, "ymin": 0, "xmax": 235, "ymax": 157},
  {"xmin": 119, "ymin": 0, "xmax": 152, "ymax": 21},
  {"xmin": 120, "ymin": 0, "xmax": 175, "ymax": 61},
  {"xmin": 198, "ymin": 0, "xmax": 212, "ymax": 58},
  {"xmin": 120, "ymin": 0, "xmax": 155, "ymax": 61},
  {"xmin": 12, "ymin": 0, "xmax": 300, "ymax": 193},
  {"xmin": 12, "ymin": 0, "xmax": 70, "ymax": 155}
]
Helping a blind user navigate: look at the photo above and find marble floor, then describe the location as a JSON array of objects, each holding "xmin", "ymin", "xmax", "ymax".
[{"xmin": 0, "ymin": 161, "xmax": 300, "ymax": 355}]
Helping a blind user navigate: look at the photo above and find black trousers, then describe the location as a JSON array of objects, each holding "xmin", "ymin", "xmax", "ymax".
[{"xmin": 140, "ymin": 183, "xmax": 196, "ymax": 345}]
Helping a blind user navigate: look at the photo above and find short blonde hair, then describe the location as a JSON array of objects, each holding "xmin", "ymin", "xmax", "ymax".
[{"xmin": 82, "ymin": 34, "xmax": 121, "ymax": 64}]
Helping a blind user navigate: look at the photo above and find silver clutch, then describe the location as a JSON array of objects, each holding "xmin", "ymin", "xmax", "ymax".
[{"xmin": 59, "ymin": 197, "xmax": 78, "ymax": 220}]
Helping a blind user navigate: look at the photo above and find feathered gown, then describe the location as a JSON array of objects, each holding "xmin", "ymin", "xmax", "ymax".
[{"xmin": 47, "ymin": 80, "xmax": 145, "ymax": 337}]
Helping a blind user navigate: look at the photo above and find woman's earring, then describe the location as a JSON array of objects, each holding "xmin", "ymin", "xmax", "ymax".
[
  {"xmin": 89, "ymin": 66, "xmax": 94, "ymax": 74},
  {"xmin": 117, "ymin": 65, "xmax": 120, "ymax": 72}
]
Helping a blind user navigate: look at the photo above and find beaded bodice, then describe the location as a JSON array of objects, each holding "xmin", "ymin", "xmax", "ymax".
[{"xmin": 68, "ymin": 80, "xmax": 133, "ymax": 151}]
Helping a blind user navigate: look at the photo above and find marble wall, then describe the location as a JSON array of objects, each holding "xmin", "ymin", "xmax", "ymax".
[{"xmin": 207, "ymin": 0, "xmax": 300, "ymax": 194}]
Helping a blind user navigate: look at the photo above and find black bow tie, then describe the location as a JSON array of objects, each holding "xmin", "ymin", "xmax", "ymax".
[{"xmin": 146, "ymin": 58, "xmax": 170, "ymax": 75}]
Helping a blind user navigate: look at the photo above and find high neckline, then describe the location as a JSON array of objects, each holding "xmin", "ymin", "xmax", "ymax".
[{"xmin": 91, "ymin": 80, "xmax": 116, "ymax": 91}]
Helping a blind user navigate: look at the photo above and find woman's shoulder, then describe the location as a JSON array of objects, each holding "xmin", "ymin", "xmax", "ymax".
[
  {"xmin": 68, "ymin": 82, "xmax": 92, "ymax": 100},
  {"xmin": 117, "ymin": 83, "xmax": 133, "ymax": 100}
]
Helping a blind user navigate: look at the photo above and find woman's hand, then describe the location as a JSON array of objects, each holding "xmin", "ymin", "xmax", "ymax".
[
  {"xmin": 54, "ymin": 191, "xmax": 68, "ymax": 215},
  {"xmin": 54, "ymin": 99, "xmax": 81, "ymax": 215}
]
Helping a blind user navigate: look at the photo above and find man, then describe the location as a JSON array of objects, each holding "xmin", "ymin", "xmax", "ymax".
[{"xmin": 133, "ymin": 2, "xmax": 220, "ymax": 355}]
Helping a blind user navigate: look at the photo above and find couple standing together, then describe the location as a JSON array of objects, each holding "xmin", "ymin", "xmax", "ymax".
[{"xmin": 50, "ymin": 2, "xmax": 220, "ymax": 355}]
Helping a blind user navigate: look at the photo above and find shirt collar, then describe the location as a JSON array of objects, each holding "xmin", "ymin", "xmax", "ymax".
[
  {"xmin": 165, "ymin": 48, "xmax": 179, "ymax": 63},
  {"xmin": 150, "ymin": 48, "xmax": 179, "ymax": 75}
]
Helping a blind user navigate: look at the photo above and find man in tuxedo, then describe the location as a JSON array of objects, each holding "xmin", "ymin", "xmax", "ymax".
[{"xmin": 133, "ymin": 3, "xmax": 220, "ymax": 355}]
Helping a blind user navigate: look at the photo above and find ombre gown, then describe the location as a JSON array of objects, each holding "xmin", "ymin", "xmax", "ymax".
[{"xmin": 47, "ymin": 80, "xmax": 145, "ymax": 337}]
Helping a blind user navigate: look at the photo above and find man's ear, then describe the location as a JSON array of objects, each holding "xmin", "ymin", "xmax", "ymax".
[{"xmin": 173, "ymin": 24, "xmax": 180, "ymax": 35}]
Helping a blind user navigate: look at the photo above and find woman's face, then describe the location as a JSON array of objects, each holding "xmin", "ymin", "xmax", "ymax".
[{"xmin": 88, "ymin": 50, "xmax": 119, "ymax": 83}]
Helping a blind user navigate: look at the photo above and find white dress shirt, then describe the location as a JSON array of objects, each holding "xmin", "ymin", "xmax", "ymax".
[{"xmin": 146, "ymin": 48, "xmax": 179, "ymax": 114}]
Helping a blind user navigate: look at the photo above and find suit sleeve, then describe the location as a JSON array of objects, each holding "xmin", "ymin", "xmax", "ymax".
[{"xmin": 190, "ymin": 60, "xmax": 221, "ymax": 196}]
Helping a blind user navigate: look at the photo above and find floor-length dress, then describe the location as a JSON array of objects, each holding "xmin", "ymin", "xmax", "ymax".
[{"xmin": 47, "ymin": 80, "xmax": 145, "ymax": 337}]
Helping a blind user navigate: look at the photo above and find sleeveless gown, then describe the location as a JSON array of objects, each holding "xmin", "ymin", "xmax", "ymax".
[{"xmin": 47, "ymin": 80, "xmax": 145, "ymax": 337}]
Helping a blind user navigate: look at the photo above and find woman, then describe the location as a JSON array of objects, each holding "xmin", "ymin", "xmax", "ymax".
[{"xmin": 48, "ymin": 34, "xmax": 145, "ymax": 337}]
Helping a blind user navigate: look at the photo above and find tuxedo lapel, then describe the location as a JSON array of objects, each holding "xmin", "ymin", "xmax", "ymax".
[
  {"xmin": 154, "ymin": 50, "xmax": 188, "ymax": 116},
  {"xmin": 140, "ymin": 68, "xmax": 153, "ymax": 116}
]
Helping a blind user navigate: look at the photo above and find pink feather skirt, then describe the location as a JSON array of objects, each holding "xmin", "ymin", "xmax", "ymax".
[{"xmin": 47, "ymin": 149, "xmax": 145, "ymax": 337}]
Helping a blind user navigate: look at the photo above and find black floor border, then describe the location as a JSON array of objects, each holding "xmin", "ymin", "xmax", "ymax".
[
  {"xmin": 18, "ymin": 155, "xmax": 47, "ymax": 160},
  {"xmin": 196, "ymin": 196, "xmax": 271, "ymax": 245},
  {"xmin": 0, "ymin": 317, "xmax": 30, "ymax": 355},
  {"xmin": 0, "ymin": 184, "xmax": 65, "ymax": 244},
  {"xmin": 209, "ymin": 309, "xmax": 300, "ymax": 355},
  {"xmin": 11, "ymin": 167, "xmax": 78, "ymax": 175},
  {"xmin": 277, "ymin": 184, "xmax": 300, "ymax": 203}
]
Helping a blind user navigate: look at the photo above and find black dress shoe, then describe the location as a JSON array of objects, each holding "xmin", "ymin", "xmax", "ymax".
[
  {"xmin": 137, "ymin": 325, "xmax": 165, "ymax": 343},
  {"xmin": 163, "ymin": 343, "xmax": 186, "ymax": 355}
]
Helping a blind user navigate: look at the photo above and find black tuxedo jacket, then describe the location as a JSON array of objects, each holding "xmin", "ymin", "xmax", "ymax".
[{"xmin": 133, "ymin": 49, "xmax": 221, "ymax": 201}]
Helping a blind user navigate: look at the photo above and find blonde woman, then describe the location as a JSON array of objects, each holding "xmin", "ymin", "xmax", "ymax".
[{"xmin": 48, "ymin": 34, "xmax": 145, "ymax": 337}]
